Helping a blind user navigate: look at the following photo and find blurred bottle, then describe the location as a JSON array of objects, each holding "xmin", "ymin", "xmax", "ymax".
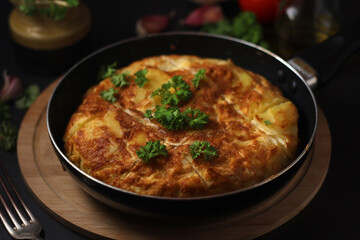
[{"xmin": 275, "ymin": 0, "xmax": 341, "ymax": 59}]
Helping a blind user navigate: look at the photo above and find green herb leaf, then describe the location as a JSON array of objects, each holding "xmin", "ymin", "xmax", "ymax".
[
  {"xmin": 0, "ymin": 100, "xmax": 17, "ymax": 151},
  {"xmin": 42, "ymin": 3, "xmax": 67, "ymax": 21},
  {"xmin": 151, "ymin": 75, "xmax": 192, "ymax": 106},
  {"xmin": 189, "ymin": 141, "xmax": 218, "ymax": 161},
  {"xmin": 202, "ymin": 19, "xmax": 233, "ymax": 36},
  {"xmin": 0, "ymin": 120, "xmax": 17, "ymax": 151},
  {"xmin": 144, "ymin": 106, "xmax": 209, "ymax": 130},
  {"xmin": 100, "ymin": 87, "xmax": 118, "ymax": 103},
  {"xmin": 202, "ymin": 12, "xmax": 270, "ymax": 49},
  {"xmin": 134, "ymin": 69, "xmax": 149, "ymax": 87},
  {"xmin": 183, "ymin": 107, "xmax": 209, "ymax": 130},
  {"xmin": 232, "ymin": 12, "xmax": 257, "ymax": 38},
  {"xmin": 66, "ymin": 0, "xmax": 79, "ymax": 7},
  {"xmin": 152, "ymin": 105, "xmax": 188, "ymax": 130},
  {"xmin": 102, "ymin": 62, "xmax": 118, "ymax": 79},
  {"xmin": 111, "ymin": 72, "xmax": 129, "ymax": 88},
  {"xmin": 264, "ymin": 120, "xmax": 273, "ymax": 125},
  {"xmin": 18, "ymin": 0, "xmax": 80, "ymax": 21},
  {"xmin": 19, "ymin": 0, "xmax": 36, "ymax": 16},
  {"xmin": 15, "ymin": 84, "xmax": 40, "ymax": 109},
  {"xmin": 144, "ymin": 109, "xmax": 154, "ymax": 119},
  {"xmin": 0, "ymin": 101, "xmax": 11, "ymax": 120},
  {"xmin": 136, "ymin": 140, "xmax": 168, "ymax": 163},
  {"xmin": 192, "ymin": 69, "xmax": 206, "ymax": 88}
]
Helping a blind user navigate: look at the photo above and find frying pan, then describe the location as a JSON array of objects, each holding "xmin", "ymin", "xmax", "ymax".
[{"xmin": 47, "ymin": 20, "xmax": 360, "ymax": 216}]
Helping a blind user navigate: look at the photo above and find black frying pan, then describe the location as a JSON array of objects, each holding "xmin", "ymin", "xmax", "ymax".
[{"xmin": 47, "ymin": 20, "xmax": 360, "ymax": 216}]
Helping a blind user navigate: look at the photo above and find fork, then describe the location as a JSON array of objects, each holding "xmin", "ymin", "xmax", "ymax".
[{"xmin": 0, "ymin": 164, "xmax": 42, "ymax": 240}]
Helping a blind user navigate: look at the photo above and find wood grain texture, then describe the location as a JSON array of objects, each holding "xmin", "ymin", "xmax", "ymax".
[{"xmin": 17, "ymin": 80, "xmax": 331, "ymax": 240}]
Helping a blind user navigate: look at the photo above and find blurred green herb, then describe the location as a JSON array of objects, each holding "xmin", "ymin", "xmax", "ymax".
[
  {"xmin": 202, "ymin": 12, "xmax": 270, "ymax": 49},
  {"xmin": 17, "ymin": 0, "xmax": 79, "ymax": 21},
  {"xmin": 192, "ymin": 69, "xmax": 206, "ymax": 88},
  {"xmin": 0, "ymin": 100, "xmax": 11, "ymax": 120},
  {"xmin": 183, "ymin": 107, "xmax": 209, "ymax": 130},
  {"xmin": 264, "ymin": 120, "xmax": 273, "ymax": 125},
  {"xmin": 134, "ymin": 69, "xmax": 149, "ymax": 87},
  {"xmin": 15, "ymin": 84, "xmax": 40, "ymax": 109},
  {"xmin": 111, "ymin": 72, "xmax": 130, "ymax": 88},
  {"xmin": 101, "ymin": 62, "xmax": 117, "ymax": 80},
  {"xmin": 100, "ymin": 87, "xmax": 118, "ymax": 103},
  {"xmin": 0, "ymin": 101, "xmax": 17, "ymax": 151}
]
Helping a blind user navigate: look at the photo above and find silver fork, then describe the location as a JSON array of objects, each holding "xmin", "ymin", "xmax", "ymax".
[{"xmin": 0, "ymin": 164, "xmax": 42, "ymax": 240}]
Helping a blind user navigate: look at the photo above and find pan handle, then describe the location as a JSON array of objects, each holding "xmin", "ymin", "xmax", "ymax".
[{"xmin": 288, "ymin": 17, "xmax": 360, "ymax": 89}]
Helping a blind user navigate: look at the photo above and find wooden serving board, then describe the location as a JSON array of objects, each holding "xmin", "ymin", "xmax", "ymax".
[{"xmin": 17, "ymin": 80, "xmax": 331, "ymax": 240}]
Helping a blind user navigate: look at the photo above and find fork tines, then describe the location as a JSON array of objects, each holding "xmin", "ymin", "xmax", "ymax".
[{"xmin": 0, "ymin": 163, "xmax": 42, "ymax": 239}]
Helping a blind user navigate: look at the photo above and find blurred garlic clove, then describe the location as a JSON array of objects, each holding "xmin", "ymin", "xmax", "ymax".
[
  {"xmin": 136, "ymin": 11, "xmax": 175, "ymax": 36},
  {"xmin": 182, "ymin": 5, "xmax": 223, "ymax": 27},
  {"xmin": 0, "ymin": 70, "xmax": 23, "ymax": 102}
]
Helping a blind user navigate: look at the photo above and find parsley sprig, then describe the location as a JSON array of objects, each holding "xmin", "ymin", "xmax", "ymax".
[
  {"xmin": 136, "ymin": 140, "xmax": 168, "ymax": 163},
  {"xmin": 99, "ymin": 65, "xmax": 149, "ymax": 101},
  {"xmin": 183, "ymin": 107, "xmax": 209, "ymax": 130},
  {"xmin": 102, "ymin": 62, "xmax": 118, "ymax": 79},
  {"xmin": 0, "ymin": 121, "xmax": 17, "ymax": 151},
  {"xmin": 264, "ymin": 120, "xmax": 273, "ymax": 125},
  {"xmin": 134, "ymin": 69, "xmax": 149, "ymax": 87},
  {"xmin": 111, "ymin": 72, "xmax": 130, "ymax": 88},
  {"xmin": 0, "ymin": 101, "xmax": 17, "ymax": 151},
  {"xmin": 18, "ymin": 0, "xmax": 80, "ymax": 21},
  {"xmin": 202, "ymin": 12, "xmax": 270, "ymax": 49},
  {"xmin": 192, "ymin": 69, "xmax": 206, "ymax": 88},
  {"xmin": 100, "ymin": 87, "xmax": 118, "ymax": 103},
  {"xmin": 151, "ymin": 69, "xmax": 206, "ymax": 106},
  {"xmin": 14, "ymin": 84, "xmax": 40, "ymax": 109},
  {"xmin": 189, "ymin": 141, "xmax": 218, "ymax": 161},
  {"xmin": 144, "ymin": 106, "xmax": 209, "ymax": 130},
  {"xmin": 145, "ymin": 106, "xmax": 188, "ymax": 130},
  {"xmin": 0, "ymin": 101, "xmax": 11, "ymax": 120},
  {"xmin": 152, "ymin": 75, "xmax": 192, "ymax": 106}
]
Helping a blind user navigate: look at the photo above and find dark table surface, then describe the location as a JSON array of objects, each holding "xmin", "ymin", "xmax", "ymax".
[{"xmin": 1, "ymin": 0, "xmax": 360, "ymax": 239}]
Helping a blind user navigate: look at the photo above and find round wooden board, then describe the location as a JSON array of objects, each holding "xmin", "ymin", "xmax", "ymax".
[{"xmin": 17, "ymin": 80, "xmax": 331, "ymax": 240}]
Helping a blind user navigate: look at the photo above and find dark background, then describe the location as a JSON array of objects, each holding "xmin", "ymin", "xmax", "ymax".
[{"xmin": 1, "ymin": 0, "xmax": 360, "ymax": 239}]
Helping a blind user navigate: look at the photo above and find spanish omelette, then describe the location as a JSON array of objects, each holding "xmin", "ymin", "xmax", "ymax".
[{"xmin": 63, "ymin": 55, "xmax": 299, "ymax": 197}]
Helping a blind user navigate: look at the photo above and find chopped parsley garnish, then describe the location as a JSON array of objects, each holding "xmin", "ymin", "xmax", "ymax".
[
  {"xmin": 145, "ymin": 105, "xmax": 188, "ymax": 130},
  {"xmin": 144, "ymin": 109, "xmax": 154, "ymax": 119},
  {"xmin": 202, "ymin": 12, "xmax": 270, "ymax": 49},
  {"xmin": 183, "ymin": 107, "xmax": 209, "ymax": 130},
  {"xmin": 189, "ymin": 141, "xmax": 218, "ymax": 161},
  {"xmin": 0, "ymin": 101, "xmax": 17, "ymax": 151},
  {"xmin": 18, "ymin": 0, "xmax": 80, "ymax": 21},
  {"xmin": 264, "ymin": 120, "xmax": 273, "ymax": 125},
  {"xmin": 0, "ymin": 100, "xmax": 11, "ymax": 120},
  {"xmin": 111, "ymin": 72, "xmax": 130, "ymax": 88},
  {"xmin": 192, "ymin": 69, "xmax": 206, "ymax": 88},
  {"xmin": 102, "ymin": 62, "xmax": 118, "ymax": 79},
  {"xmin": 134, "ymin": 69, "xmax": 149, "ymax": 87},
  {"xmin": 14, "ymin": 84, "xmax": 40, "ymax": 109},
  {"xmin": 100, "ymin": 87, "xmax": 118, "ymax": 103},
  {"xmin": 144, "ymin": 106, "xmax": 209, "ymax": 130},
  {"xmin": 136, "ymin": 140, "xmax": 168, "ymax": 163},
  {"xmin": 0, "ymin": 120, "xmax": 17, "ymax": 151},
  {"xmin": 151, "ymin": 75, "xmax": 192, "ymax": 106}
]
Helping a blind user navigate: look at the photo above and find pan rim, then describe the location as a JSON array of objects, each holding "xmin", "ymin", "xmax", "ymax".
[{"xmin": 46, "ymin": 31, "xmax": 318, "ymax": 202}]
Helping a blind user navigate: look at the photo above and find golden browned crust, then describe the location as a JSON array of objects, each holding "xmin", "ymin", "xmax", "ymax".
[{"xmin": 63, "ymin": 55, "xmax": 299, "ymax": 197}]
